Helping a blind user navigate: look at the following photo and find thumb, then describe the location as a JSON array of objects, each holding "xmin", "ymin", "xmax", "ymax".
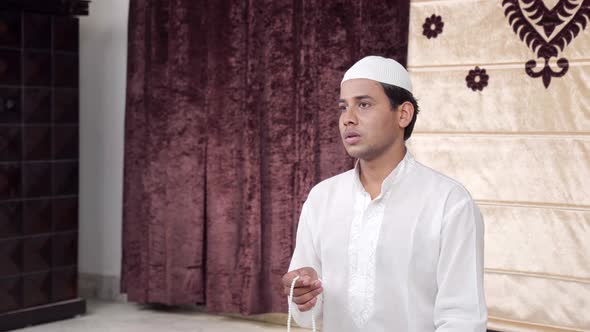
[
  {"xmin": 300, "ymin": 266, "xmax": 318, "ymax": 279},
  {"xmin": 298, "ymin": 267, "xmax": 319, "ymax": 286},
  {"xmin": 283, "ymin": 269, "xmax": 303, "ymax": 286}
]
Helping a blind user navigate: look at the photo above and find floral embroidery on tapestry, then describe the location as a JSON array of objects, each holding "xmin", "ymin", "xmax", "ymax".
[
  {"xmin": 466, "ymin": 66, "xmax": 489, "ymax": 91},
  {"xmin": 422, "ymin": 14, "xmax": 444, "ymax": 39},
  {"xmin": 502, "ymin": 0, "xmax": 590, "ymax": 88}
]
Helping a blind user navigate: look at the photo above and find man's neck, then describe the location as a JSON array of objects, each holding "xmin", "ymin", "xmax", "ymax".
[{"xmin": 359, "ymin": 145, "xmax": 407, "ymax": 200}]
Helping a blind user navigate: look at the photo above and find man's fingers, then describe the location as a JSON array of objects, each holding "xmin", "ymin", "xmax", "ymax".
[
  {"xmin": 292, "ymin": 287, "xmax": 323, "ymax": 305},
  {"xmin": 281, "ymin": 267, "xmax": 321, "ymax": 297},
  {"xmin": 289, "ymin": 282, "xmax": 322, "ymax": 297},
  {"xmin": 282, "ymin": 277, "xmax": 320, "ymax": 292},
  {"xmin": 297, "ymin": 297, "xmax": 317, "ymax": 312},
  {"xmin": 283, "ymin": 285, "xmax": 311, "ymax": 297},
  {"xmin": 282, "ymin": 279, "xmax": 322, "ymax": 296},
  {"xmin": 291, "ymin": 275, "xmax": 312, "ymax": 287},
  {"xmin": 281, "ymin": 271, "xmax": 300, "ymax": 287},
  {"xmin": 282, "ymin": 272, "xmax": 310, "ymax": 288}
]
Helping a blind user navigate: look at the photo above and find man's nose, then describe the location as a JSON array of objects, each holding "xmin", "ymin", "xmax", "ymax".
[{"xmin": 341, "ymin": 108, "xmax": 358, "ymax": 126}]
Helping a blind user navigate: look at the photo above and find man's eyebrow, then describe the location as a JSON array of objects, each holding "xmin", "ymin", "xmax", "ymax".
[{"xmin": 338, "ymin": 95, "xmax": 375, "ymax": 103}]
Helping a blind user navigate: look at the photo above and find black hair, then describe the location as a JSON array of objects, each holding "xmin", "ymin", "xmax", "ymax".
[{"xmin": 379, "ymin": 82, "xmax": 420, "ymax": 141}]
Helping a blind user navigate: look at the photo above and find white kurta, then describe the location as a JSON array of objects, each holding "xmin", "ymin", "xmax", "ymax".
[{"xmin": 288, "ymin": 151, "xmax": 487, "ymax": 332}]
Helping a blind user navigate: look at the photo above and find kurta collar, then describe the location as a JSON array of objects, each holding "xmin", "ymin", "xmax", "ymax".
[{"xmin": 353, "ymin": 150, "xmax": 414, "ymax": 199}]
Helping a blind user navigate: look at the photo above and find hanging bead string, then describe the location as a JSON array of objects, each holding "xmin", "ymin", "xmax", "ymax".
[{"xmin": 287, "ymin": 275, "xmax": 316, "ymax": 332}]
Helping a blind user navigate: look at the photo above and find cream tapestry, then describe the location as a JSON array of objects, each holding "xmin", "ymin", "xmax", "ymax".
[{"xmin": 407, "ymin": 0, "xmax": 590, "ymax": 331}]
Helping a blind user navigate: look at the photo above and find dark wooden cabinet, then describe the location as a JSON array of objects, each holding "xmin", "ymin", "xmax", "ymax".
[{"xmin": 0, "ymin": 2, "xmax": 88, "ymax": 330}]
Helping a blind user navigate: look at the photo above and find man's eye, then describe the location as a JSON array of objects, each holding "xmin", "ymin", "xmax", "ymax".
[
  {"xmin": 338, "ymin": 105, "xmax": 347, "ymax": 112},
  {"xmin": 359, "ymin": 102, "xmax": 370, "ymax": 108}
]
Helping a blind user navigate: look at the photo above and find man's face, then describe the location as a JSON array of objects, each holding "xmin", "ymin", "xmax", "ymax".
[{"xmin": 338, "ymin": 78, "xmax": 402, "ymax": 161}]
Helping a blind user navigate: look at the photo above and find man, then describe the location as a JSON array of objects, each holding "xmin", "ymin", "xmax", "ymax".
[{"xmin": 282, "ymin": 56, "xmax": 487, "ymax": 332}]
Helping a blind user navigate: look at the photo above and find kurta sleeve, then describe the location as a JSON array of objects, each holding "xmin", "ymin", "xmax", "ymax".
[
  {"xmin": 434, "ymin": 198, "xmax": 487, "ymax": 332},
  {"xmin": 287, "ymin": 201, "xmax": 324, "ymax": 329}
]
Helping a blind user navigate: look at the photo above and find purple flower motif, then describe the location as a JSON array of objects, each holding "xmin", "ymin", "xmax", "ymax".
[
  {"xmin": 422, "ymin": 14, "xmax": 444, "ymax": 39},
  {"xmin": 466, "ymin": 66, "xmax": 489, "ymax": 91}
]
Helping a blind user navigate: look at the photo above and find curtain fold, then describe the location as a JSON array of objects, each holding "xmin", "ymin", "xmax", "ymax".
[
  {"xmin": 123, "ymin": 0, "xmax": 410, "ymax": 314},
  {"xmin": 122, "ymin": 0, "xmax": 209, "ymax": 305}
]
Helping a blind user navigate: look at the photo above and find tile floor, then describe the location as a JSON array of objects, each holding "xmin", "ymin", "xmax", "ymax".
[{"xmin": 15, "ymin": 300, "xmax": 308, "ymax": 332}]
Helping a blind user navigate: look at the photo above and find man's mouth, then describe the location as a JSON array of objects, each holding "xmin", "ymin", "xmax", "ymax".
[{"xmin": 343, "ymin": 131, "xmax": 361, "ymax": 145}]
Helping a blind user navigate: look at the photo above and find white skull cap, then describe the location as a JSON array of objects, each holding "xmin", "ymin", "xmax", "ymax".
[{"xmin": 341, "ymin": 55, "xmax": 413, "ymax": 93}]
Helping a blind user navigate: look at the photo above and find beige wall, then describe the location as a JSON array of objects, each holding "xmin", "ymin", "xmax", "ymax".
[{"xmin": 407, "ymin": 0, "xmax": 590, "ymax": 331}]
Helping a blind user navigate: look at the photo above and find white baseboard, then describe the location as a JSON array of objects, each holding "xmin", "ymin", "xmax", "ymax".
[{"xmin": 79, "ymin": 273, "xmax": 127, "ymax": 302}]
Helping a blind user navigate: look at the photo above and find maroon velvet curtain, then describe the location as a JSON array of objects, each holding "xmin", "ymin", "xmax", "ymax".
[{"xmin": 122, "ymin": 0, "xmax": 410, "ymax": 314}]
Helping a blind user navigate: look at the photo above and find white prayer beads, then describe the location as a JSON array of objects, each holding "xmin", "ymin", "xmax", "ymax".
[{"xmin": 287, "ymin": 275, "xmax": 316, "ymax": 332}]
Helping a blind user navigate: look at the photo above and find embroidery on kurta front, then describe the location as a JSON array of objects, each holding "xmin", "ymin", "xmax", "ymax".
[{"xmin": 348, "ymin": 197, "xmax": 386, "ymax": 327}]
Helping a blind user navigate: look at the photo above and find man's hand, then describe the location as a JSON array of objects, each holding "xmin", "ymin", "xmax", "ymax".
[{"xmin": 282, "ymin": 267, "xmax": 323, "ymax": 312}]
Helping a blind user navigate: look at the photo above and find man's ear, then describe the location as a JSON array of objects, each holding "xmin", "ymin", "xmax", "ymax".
[{"xmin": 398, "ymin": 101, "xmax": 415, "ymax": 129}]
